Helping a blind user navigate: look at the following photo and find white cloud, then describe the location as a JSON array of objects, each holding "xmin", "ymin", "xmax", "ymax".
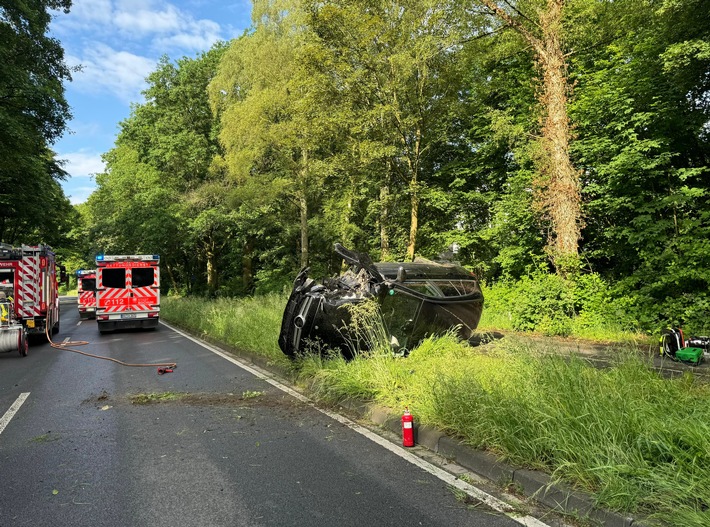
[
  {"xmin": 53, "ymin": 0, "xmax": 114, "ymax": 29},
  {"xmin": 66, "ymin": 44, "xmax": 156, "ymax": 103},
  {"xmin": 54, "ymin": 0, "xmax": 231, "ymax": 54},
  {"xmin": 114, "ymin": 5, "xmax": 184, "ymax": 36},
  {"xmin": 60, "ymin": 150, "xmax": 105, "ymax": 179},
  {"xmin": 58, "ymin": 150, "xmax": 104, "ymax": 204},
  {"xmin": 154, "ymin": 18, "xmax": 223, "ymax": 50}
]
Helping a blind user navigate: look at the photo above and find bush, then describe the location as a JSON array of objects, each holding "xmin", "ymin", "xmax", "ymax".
[{"xmin": 480, "ymin": 266, "xmax": 641, "ymax": 339}]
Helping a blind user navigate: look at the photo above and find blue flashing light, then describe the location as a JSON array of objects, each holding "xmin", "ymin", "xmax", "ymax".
[
  {"xmin": 96, "ymin": 255, "xmax": 104, "ymax": 261},
  {"xmin": 153, "ymin": 255, "xmax": 160, "ymax": 259}
]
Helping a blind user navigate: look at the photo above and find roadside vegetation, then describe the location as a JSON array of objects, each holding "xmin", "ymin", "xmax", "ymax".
[
  {"xmin": 162, "ymin": 295, "xmax": 285, "ymax": 364},
  {"xmin": 162, "ymin": 293, "xmax": 708, "ymax": 527}
]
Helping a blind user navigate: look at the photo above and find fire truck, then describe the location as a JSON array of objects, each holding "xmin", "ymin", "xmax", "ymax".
[
  {"xmin": 76, "ymin": 269, "xmax": 97, "ymax": 319},
  {"xmin": 0, "ymin": 243, "xmax": 65, "ymax": 348},
  {"xmin": 95, "ymin": 254, "xmax": 160, "ymax": 334}
]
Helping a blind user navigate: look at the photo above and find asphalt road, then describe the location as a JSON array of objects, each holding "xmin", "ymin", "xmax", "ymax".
[{"xmin": 0, "ymin": 299, "xmax": 550, "ymax": 527}]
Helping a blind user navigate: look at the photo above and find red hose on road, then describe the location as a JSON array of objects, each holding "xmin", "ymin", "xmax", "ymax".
[{"xmin": 45, "ymin": 325, "xmax": 177, "ymax": 369}]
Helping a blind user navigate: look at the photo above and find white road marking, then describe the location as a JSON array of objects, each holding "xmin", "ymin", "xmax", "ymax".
[
  {"xmin": 162, "ymin": 322, "xmax": 554, "ymax": 527},
  {"xmin": 77, "ymin": 321, "xmax": 82, "ymax": 326},
  {"xmin": 0, "ymin": 393, "xmax": 30, "ymax": 436}
]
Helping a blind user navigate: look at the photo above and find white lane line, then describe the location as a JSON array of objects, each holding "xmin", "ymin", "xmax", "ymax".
[
  {"xmin": 76, "ymin": 321, "xmax": 82, "ymax": 326},
  {"xmin": 162, "ymin": 322, "xmax": 553, "ymax": 527},
  {"xmin": 0, "ymin": 393, "xmax": 30, "ymax": 436}
]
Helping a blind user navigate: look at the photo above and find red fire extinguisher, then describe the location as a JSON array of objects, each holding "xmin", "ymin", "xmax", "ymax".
[{"xmin": 402, "ymin": 407, "xmax": 414, "ymax": 447}]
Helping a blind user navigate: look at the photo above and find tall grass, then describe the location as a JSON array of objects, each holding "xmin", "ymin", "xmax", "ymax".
[
  {"xmin": 299, "ymin": 334, "xmax": 710, "ymax": 526},
  {"xmin": 163, "ymin": 292, "xmax": 709, "ymax": 525},
  {"xmin": 161, "ymin": 294, "xmax": 288, "ymax": 365}
]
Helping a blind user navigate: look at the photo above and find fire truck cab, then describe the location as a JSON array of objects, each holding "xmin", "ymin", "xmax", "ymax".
[
  {"xmin": 0, "ymin": 243, "xmax": 64, "ymax": 337},
  {"xmin": 77, "ymin": 269, "xmax": 97, "ymax": 320},
  {"xmin": 95, "ymin": 254, "xmax": 160, "ymax": 334}
]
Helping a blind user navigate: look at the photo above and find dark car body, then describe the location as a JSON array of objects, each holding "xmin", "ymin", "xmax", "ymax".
[{"xmin": 278, "ymin": 244, "xmax": 484, "ymax": 358}]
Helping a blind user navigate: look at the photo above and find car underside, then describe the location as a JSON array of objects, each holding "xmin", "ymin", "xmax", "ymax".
[{"xmin": 278, "ymin": 244, "xmax": 484, "ymax": 359}]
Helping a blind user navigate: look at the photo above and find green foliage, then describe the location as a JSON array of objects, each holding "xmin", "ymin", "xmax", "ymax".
[
  {"xmin": 0, "ymin": 0, "xmax": 74, "ymax": 244},
  {"xmin": 569, "ymin": 0, "xmax": 710, "ymax": 333},
  {"xmin": 480, "ymin": 265, "xmax": 640, "ymax": 339},
  {"xmin": 298, "ymin": 331, "xmax": 710, "ymax": 526}
]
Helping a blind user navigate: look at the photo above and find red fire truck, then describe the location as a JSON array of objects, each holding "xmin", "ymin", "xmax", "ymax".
[
  {"xmin": 76, "ymin": 269, "xmax": 97, "ymax": 319},
  {"xmin": 95, "ymin": 254, "xmax": 160, "ymax": 334},
  {"xmin": 0, "ymin": 243, "xmax": 65, "ymax": 340}
]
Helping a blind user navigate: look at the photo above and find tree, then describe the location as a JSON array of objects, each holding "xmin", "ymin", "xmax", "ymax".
[
  {"xmin": 89, "ymin": 45, "xmax": 230, "ymax": 294},
  {"xmin": 305, "ymin": 0, "xmax": 471, "ymax": 260},
  {"xmin": 474, "ymin": 0, "xmax": 582, "ymax": 273},
  {"xmin": 0, "ymin": 0, "xmax": 74, "ymax": 243},
  {"xmin": 569, "ymin": 0, "xmax": 710, "ymax": 329},
  {"xmin": 210, "ymin": 0, "xmax": 338, "ymax": 269}
]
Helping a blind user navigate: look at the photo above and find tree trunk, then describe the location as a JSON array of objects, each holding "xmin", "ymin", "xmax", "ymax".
[
  {"xmin": 478, "ymin": 0, "xmax": 581, "ymax": 273},
  {"xmin": 405, "ymin": 128, "xmax": 422, "ymax": 261},
  {"xmin": 379, "ymin": 173, "xmax": 391, "ymax": 260},
  {"xmin": 299, "ymin": 191, "xmax": 309, "ymax": 268},
  {"xmin": 206, "ymin": 241, "xmax": 217, "ymax": 296},
  {"xmin": 406, "ymin": 180, "xmax": 419, "ymax": 261},
  {"xmin": 165, "ymin": 263, "xmax": 180, "ymax": 294},
  {"xmin": 298, "ymin": 150, "xmax": 309, "ymax": 269},
  {"xmin": 539, "ymin": 0, "xmax": 580, "ymax": 270},
  {"xmin": 242, "ymin": 238, "xmax": 254, "ymax": 293}
]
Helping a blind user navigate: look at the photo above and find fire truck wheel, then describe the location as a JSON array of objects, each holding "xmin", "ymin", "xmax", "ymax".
[{"xmin": 19, "ymin": 331, "xmax": 28, "ymax": 357}]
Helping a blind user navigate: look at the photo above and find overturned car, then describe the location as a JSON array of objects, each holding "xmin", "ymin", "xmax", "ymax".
[{"xmin": 278, "ymin": 244, "xmax": 484, "ymax": 358}]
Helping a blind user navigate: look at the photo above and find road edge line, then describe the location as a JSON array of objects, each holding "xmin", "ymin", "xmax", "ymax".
[{"xmin": 0, "ymin": 392, "xmax": 30, "ymax": 436}]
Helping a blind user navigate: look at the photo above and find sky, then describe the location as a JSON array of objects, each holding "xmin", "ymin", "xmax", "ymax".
[{"xmin": 49, "ymin": 0, "xmax": 253, "ymax": 205}]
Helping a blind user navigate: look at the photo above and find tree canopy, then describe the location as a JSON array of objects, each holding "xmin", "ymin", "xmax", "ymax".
[
  {"xmin": 0, "ymin": 0, "xmax": 74, "ymax": 245},
  {"xmin": 74, "ymin": 0, "xmax": 710, "ymax": 329}
]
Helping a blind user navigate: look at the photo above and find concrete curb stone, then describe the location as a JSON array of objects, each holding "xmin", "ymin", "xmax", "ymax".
[
  {"xmin": 415, "ymin": 424, "xmax": 445, "ymax": 452},
  {"xmin": 438, "ymin": 436, "xmax": 514, "ymax": 486},
  {"xmin": 334, "ymin": 399, "xmax": 649, "ymax": 527}
]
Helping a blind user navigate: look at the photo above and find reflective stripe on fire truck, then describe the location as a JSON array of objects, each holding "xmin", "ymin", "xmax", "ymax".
[
  {"xmin": 79, "ymin": 291, "xmax": 95, "ymax": 306},
  {"xmin": 17, "ymin": 256, "xmax": 40, "ymax": 318}
]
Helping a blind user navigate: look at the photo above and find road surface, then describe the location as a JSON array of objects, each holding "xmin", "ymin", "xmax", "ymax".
[{"xmin": 0, "ymin": 299, "xmax": 558, "ymax": 527}]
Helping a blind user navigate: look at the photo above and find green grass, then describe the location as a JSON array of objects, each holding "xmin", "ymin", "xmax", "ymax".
[
  {"xmin": 160, "ymin": 293, "xmax": 709, "ymax": 526},
  {"xmin": 299, "ymin": 334, "xmax": 710, "ymax": 526},
  {"xmin": 161, "ymin": 293, "xmax": 287, "ymax": 366}
]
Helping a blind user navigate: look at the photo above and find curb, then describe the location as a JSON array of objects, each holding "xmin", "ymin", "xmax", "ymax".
[
  {"xmin": 164, "ymin": 321, "xmax": 650, "ymax": 527},
  {"xmin": 351, "ymin": 401, "xmax": 648, "ymax": 527}
]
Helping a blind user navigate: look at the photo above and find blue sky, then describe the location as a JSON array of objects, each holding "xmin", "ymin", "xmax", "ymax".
[{"xmin": 49, "ymin": 0, "xmax": 253, "ymax": 205}]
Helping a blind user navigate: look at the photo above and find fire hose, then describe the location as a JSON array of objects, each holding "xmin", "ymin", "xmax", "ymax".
[{"xmin": 45, "ymin": 324, "xmax": 177, "ymax": 371}]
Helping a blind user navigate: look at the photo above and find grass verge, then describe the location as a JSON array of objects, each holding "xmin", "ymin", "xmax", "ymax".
[
  {"xmin": 161, "ymin": 294, "xmax": 288, "ymax": 366},
  {"xmin": 161, "ymin": 294, "xmax": 709, "ymax": 526}
]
